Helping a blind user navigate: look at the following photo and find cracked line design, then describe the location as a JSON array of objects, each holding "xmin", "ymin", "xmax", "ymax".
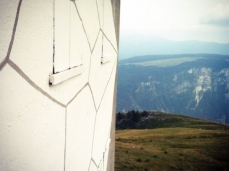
[
  {"xmin": 95, "ymin": 0, "xmax": 101, "ymax": 29},
  {"xmin": 64, "ymin": 108, "xmax": 67, "ymax": 171},
  {"xmin": 8, "ymin": 59, "xmax": 66, "ymax": 108},
  {"xmin": 0, "ymin": 0, "xmax": 23, "ymax": 71},
  {"xmin": 72, "ymin": 1, "xmax": 92, "ymax": 52},
  {"xmin": 89, "ymin": 86, "xmax": 98, "ymax": 168},
  {"xmin": 89, "ymin": 60, "xmax": 117, "ymax": 167},
  {"xmin": 96, "ymin": 60, "xmax": 117, "ymax": 112},
  {"xmin": 53, "ymin": 0, "xmax": 55, "ymax": 74},
  {"xmin": 88, "ymin": 30, "xmax": 101, "ymax": 83},
  {"xmin": 88, "ymin": 122, "xmax": 98, "ymax": 170},
  {"xmin": 101, "ymin": 29, "xmax": 118, "ymax": 54},
  {"xmin": 91, "ymin": 158, "xmax": 98, "ymax": 168},
  {"xmin": 88, "ymin": 84, "xmax": 97, "ymax": 115},
  {"xmin": 66, "ymin": 83, "xmax": 88, "ymax": 106},
  {"xmin": 91, "ymin": 30, "xmax": 101, "ymax": 54}
]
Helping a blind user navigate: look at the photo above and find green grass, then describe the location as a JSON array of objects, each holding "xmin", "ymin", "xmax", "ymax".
[
  {"xmin": 115, "ymin": 116, "xmax": 229, "ymax": 171},
  {"xmin": 129, "ymin": 57, "xmax": 204, "ymax": 67}
]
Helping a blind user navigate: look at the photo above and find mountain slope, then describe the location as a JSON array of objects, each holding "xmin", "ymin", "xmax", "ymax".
[
  {"xmin": 115, "ymin": 111, "xmax": 229, "ymax": 171},
  {"xmin": 116, "ymin": 110, "xmax": 229, "ymax": 130},
  {"xmin": 117, "ymin": 54, "xmax": 229, "ymax": 123},
  {"xmin": 119, "ymin": 36, "xmax": 229, "ymax": 59}
]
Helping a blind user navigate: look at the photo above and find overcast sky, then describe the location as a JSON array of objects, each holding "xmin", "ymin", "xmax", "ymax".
[{"xmin": 120, "ymin": 0, "xmax": 229, "ymax": 43}]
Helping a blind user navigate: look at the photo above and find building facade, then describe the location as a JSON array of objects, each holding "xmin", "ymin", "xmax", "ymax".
[{"xmin": 0, "ymin": 0, "xmax": 120, "ymax": 170}]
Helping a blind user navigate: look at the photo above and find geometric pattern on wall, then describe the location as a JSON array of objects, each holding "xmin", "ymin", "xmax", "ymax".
[{"xmin": 0, "ymin": 0, "xmax": 119, "ymax": 170}]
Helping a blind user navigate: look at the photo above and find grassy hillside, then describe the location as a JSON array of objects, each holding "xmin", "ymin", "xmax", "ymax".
[{"xmin": 115, "ymin": 112, "xmax": 229, "ymax": 171}]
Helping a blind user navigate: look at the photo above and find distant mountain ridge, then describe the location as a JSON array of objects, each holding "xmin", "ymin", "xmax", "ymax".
[
  {"xmin": 119, "ymin": 36, "xmax": 229, "ymax": 59},
  {"xmin": 117, "ymin": 54, "xmax": 229, "ymax": 123},
  {"xmin": 116, "ymin": 110, "xmax": 229, "ymax": 130}
]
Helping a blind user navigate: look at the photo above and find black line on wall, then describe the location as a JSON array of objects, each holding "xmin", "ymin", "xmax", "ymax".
[
  {"xmin": 88, "ymin": 61, "xmax": 117, "ymax": 167},
  {"xmin": 66, "ymin": 83, "xmax": 88, "ymax": 106},
  {"xmin": 88, "ymin": 84, "xmax": 97, "ymax": 113},
  {"xmin": 64, "ymin": 108, "xmax": 67, "ymax": 171},
  {"xmin": 91, "ymin": 30, "xmax": 101, "ymax": 53},
  {"xmin": 91, "ymin": 158, "xmax": 98, "ymax": 168},
  {"xmin": 96, "ymin": 60, "xmax": 117, "ymax": 112},
  {"xmin": 88, "ymin": 84, "xmax": 98, "ymax": 167},
  {"xmin": 0, "ymin": 0, "xmax": 23, "ymax": 71},
  {"xmin": 88, "ymin": 30, "xmax": 101, "ymax": 83},
  {"xmin": 72, "ymin": 1, "xmax": 92, "ymax": 52},
  {"xmin": 8, "ymin": 59, "xmax": 66, "ymax": 108},
  {"xmin": 53, "ymin": 0, "xmax": 55, "ymax": 74},
  {"xmin": 95, "ymin": 0, "xmax": 101, "ymax": 28},
  {"xmin": 102, "ymin": 0, "xmax": 105, "ymax": 58},
  {"xmin": 88, "ymin": 121, "xmax": 97, "ymax": 170},
  {"xmin": 101, "ymin": 29, "xmax": 118, "ymax": 54}
]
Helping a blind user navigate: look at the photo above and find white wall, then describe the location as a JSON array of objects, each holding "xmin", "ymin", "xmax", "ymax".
[{"xmin": 0, "ymin": 0, "xmax": 119, "ymax": 170}]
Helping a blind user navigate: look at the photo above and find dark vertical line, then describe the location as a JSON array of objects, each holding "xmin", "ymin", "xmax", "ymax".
[
  {"xmin": 96, "ymin": 60, "xmax": 117, "ymax": 112},
  {"xmin": 95, "ymin": 0, "xmax": 101, "ymax": 28},
  {"xmin": 0, "ymin": 0, "xmax": 23, "ymax": 71},
  {"xmin": 88, "ymin": 30, "xmax": 101, "ymax": 82},
  {"xmin": 53, "ymin": 0, "xmax": 55, "ymax": 74},
  {"xmin": 101, "ymin": 30, "xmax": 118, "ymax": 54},
  {"xmin": 64, "ymin": 108, "xmax": 68, "ymax": 171},
  {"xmin": 91, "ymin": 30, "xmax": 101, "ymax": 53},
  {"xmin": 102, "ymin": 0, "xmax": 104, "ymax": 58},
  {"xmin": 72, "ymin": 2, "xmax": 92, "ymax": 52},
  {"xmin": 88, "ymin": 84, "xmax": 98, "ymax": 168},
  {"xmin": 69, "ymin": 2, "xmax": 71, "ymax": 69},
  {"xmin": 102, "ymin": 0, "xmax": 104, "ymax": 30},
  {"xmin": 88, "ymin": 84, "xmax": 97, "ymax": 113},
  {"xmin": 88, "ymin": 61, "xmax": 117, "ymax": 168},
  {"xmin": 102, "ymin": 36, "xmax": 104, "ymax": 58}
]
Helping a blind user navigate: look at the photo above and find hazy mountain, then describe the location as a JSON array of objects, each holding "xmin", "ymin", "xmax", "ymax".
[
  {"xmin": 119, "ymin": 35, "xmax": 229, "ymax": 59},
  {"xmin": 117, "ymin": 54, "xmax": 229, "ymax": 124}
]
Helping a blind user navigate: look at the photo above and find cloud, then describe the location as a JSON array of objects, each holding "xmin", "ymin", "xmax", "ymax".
[{"xmin": 200, "ymin": 3, "xmax": 229, "ymax": 27}]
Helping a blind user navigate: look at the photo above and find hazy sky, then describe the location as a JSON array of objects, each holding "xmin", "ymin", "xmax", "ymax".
[{"xmin": 120, "ymin": 0, "xmax": 229, "ymax": 43}]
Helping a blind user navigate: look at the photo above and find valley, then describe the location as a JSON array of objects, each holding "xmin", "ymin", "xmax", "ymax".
[{"xmin": 117, "ymin": 54, "xmax": 229, "ymax": 123}]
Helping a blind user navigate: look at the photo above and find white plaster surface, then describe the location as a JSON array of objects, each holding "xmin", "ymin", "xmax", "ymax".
[
  {"xmin": 89, "ymin": 161, "xmax": 98, "ymax": 171},
  {"xmin": 103, "ymin": 139, "xmax": 111, "ymax": 171},
  {"xmin": 54, "ymin": 0, "xmax": 70, "ymax": 73},
  {"xmin": 10, "ymin": 0, "xmax": 91, "ymax": 105},
  {"xmin": 65, "ymin": 86, "xmax": 96, "ymax": 171},
  {"xmin": 103, "ymin": 0, "xmax": 117, "ymax": 51},
  {"xmin": 98, "ymin": 160, "xmax": 104, "ymax": 171},
  {"xmin": 0, "ymin": 0, "xmax": 119, "ymax": 170},
  {"xmin": 75, "ymin": 0, "xmax": 100, "ymax": 49},
  {"xmin": 89, "ymin": 33, "xmax": 117, "ymax": 109},
  {"xmin": 70, "ymin": 3, "xmax": 84, "ymax": 68},
  {"xmin": 103, "ymin": 36, "xmax": 117, "ymax": 59},
  {"xmin": 0, "ymin": 64, "xmax": 65, "ymax": 171},
  {"xmin": 89, "ymin": 32, "xmax": 103, "ymax": 108},
  {"xmin": 92, "ymin": 64, "xmax": 117, "ymax": 165},
  {"xmin": 0, "ymin": 0, "xmax": 19, "ymax": 62},
  {"xmin": 97, "ymin": 0, "xmax": 104, "ymax": 29}
]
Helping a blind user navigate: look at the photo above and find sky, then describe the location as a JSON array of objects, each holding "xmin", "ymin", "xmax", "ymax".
[{"xmin": 120, "ymin": 0, "xmax": 229, "ymax": 43}]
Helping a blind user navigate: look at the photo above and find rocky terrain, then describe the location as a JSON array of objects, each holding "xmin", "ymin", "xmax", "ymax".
[{"xmin": 117, "ymin": 54, "xmax": 229, "ymax": 123}]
